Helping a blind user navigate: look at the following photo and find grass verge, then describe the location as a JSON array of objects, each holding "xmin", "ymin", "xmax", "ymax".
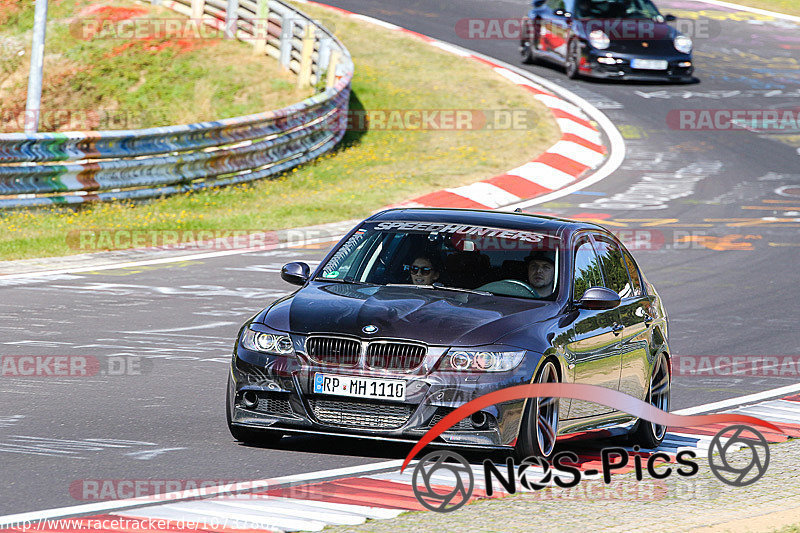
[
  {"xmin": 0, "ymin": 1, "xmax": 561, "ymax": 261},
  {"xmin": 0, "ymin": 0, "xmax": 310, "ymax": 131},
  {"xmin": 722, "ymin": 0, "xmax": 800, "ymax": 17}
]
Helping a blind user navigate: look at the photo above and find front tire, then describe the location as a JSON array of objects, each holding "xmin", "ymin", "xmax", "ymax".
[
  {"xmin": 565, "ymin": 39, "xmax": 581, "ymax": 79},
  {"xmin": 515, "ymin": 360, "xmax": 560, "ymax": 460},
  {"xmin": 629, "ymin": 352, "xmax": 670, "ymax": 449},
  {"xmin": 520, "ymin": 18, "xmax": 539, "ymax": 65}
]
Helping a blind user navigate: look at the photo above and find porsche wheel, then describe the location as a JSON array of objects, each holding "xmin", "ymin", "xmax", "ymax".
[
  {"xmin": 565, "ymin": 39, "xmax": 581, "ymax": 79},
  {"xmin": 520, "ymin": 18, "xmax": 539, "ymax": 65}
]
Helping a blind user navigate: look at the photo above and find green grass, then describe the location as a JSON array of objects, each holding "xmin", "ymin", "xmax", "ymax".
[
  {"xmin": 729, "ymin": 0, "xmax": 800, "ymax": 17},
  {"xmin": 0, "ymin": 0, "xmax": 561, "ymax": 260},
  {"xmin": 0, "ymin": 0, "xmax": 310, "ymax": 131},
  {"xmin": 668, "ymin": 0, "xmax": 800, "ymax": 18}
]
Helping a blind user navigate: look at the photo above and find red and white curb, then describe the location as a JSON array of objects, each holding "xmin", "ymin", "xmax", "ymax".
[
  {"xmin": 302, "ymin": 1, "xmax": 611, "ymax": 211},
  {"xmin": 2, "ymin": 395, "xmax": 799, "ymax": 533}
]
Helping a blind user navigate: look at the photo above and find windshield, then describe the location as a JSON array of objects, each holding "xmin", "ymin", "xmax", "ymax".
[
  {"xmin": 574, "ymin": 0, "xmax": 662, "ymax": 20},
  {"xmin": 317, "ymin": 221, "xmax": 561, "ymax": 300}
]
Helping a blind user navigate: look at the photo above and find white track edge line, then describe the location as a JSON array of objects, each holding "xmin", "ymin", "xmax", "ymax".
[
  {"xmin": 684, "ymin": 0, "xmax": 800, "ymax": 23},
  {"xmin": 0, "ymin": 460, "xmax": 404, "ymax": 526},
  {"xmin": 673, "ymin": 382, "xmax": 800, "ymax": 415}
]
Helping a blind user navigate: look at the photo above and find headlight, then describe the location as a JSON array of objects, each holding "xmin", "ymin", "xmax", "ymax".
[
  {"xmin": 241, "ymin": 328, "xmax": 294, "ymax": 355},
  {"xmin": 588, "ymin": 30, "xmax": 610, "ymax": 50},
  {"xmin": 674, "ymin": 34, "xmax": 692, "ymax": 54},
  {"xmin": 439, "ymin": 350, "xmax": 525, "ymax": 372}
]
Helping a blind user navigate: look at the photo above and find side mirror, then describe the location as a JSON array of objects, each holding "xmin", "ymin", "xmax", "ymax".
[
  {"xmin": 665, "ymin": 14, "xmax": 677, "ymax": 22},
  {"xmin": 578, "ymin": 287, "xmax": 621, "ymax": 310},
  {"xmin": 281, "ymin": 262, "xmax": 310, "ymax": 286}
]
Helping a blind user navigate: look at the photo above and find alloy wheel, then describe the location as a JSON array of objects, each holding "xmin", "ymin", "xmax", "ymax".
[
  {"xmin": 649, "ymin": 352, "xmax": 670, "ymax": 440},
  {"xmin": 535, "ymin": 361, "xmax": 559, "ymax": 457}
]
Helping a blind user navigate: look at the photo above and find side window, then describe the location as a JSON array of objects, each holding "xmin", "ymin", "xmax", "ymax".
[
  {"xmin": 573, "ymin": 238, "xmax": 603, "ymax": 301},
  {"xmin": 546, "ymin": 0, "xmax": 566, "ymax": 11},
  {"xmin": 321, "ymin": 231, "xmax": 379, "ymax": 280},
  {"xmin": 593, "ymin": 235, "xmax": 633, "ymax": 297},
  {"xmin": 620, "ymin": 246, "xmax": 644, "ymax": 297}
]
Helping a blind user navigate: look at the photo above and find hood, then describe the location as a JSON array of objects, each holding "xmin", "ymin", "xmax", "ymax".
[
  {"xmin": 580, "ymin": 19, "xmax": 681, "ymax": 53},
  {"xmin": 257, "ymin": 282, "xmax": 555, "ymax": 346}
]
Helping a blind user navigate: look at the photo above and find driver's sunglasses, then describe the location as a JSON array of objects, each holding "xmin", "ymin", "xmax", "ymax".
[{"xmin": 405, "ymin": 265, "xmax": 432, "ymax": 274}]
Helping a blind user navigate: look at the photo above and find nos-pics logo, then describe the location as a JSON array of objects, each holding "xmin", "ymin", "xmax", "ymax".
[{"xmin": 411, "ymin": 424, "xmax": 770, "ymax": 513}]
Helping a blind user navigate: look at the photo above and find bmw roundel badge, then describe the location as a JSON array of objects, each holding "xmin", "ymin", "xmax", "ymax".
[{"xmin": 362, "ymin": 324, "xmax": 378, "ymax": 334}]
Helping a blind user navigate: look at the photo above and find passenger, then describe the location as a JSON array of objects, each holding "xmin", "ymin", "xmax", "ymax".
[
  {"xmin": 525, "ymin": 251, "xmax": 556, "ymax": 297},
  {"xmin": 406, "ymin": 255, "xmax": 440, "ymax": 286}
]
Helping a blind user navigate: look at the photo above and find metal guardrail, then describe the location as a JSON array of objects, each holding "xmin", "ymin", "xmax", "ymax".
[{"xmin": 0, "ymin": 0, "xmax": 353, "ymax": 209}]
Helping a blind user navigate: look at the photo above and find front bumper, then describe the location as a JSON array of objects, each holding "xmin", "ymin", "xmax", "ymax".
[
  {"xmin": 228, "ymin": 344, "xmax": 537, "ymax": 449},
  {"xmin": 581, "ymin": 48, "xmax": 694, "ymax": 81}
]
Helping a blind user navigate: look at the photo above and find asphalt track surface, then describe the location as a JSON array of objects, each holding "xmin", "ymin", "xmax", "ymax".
[{"xmin": 1, "ymin": 0, "xmax": 799, "ymax": 517}]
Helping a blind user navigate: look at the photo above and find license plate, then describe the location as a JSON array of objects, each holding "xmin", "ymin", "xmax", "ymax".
[
  {"xmin": 313, "ymin": 373, "xmax": 406, "ymax": 401},
  {"xmin": 631, "ymin": 59, "xmax": 668, "ymax": 70}
]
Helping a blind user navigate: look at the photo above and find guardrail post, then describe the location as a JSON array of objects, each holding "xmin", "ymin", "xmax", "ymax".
[
  {"xmin": 191, "ymin": 0, "xmax": 204, "ymax": 20},
  {"xmin": 326, "ymin": 49, "xmax": 340, "ymax": 90},
  {"xmin": 297, "ymin": 23, "xmax": 315, "ymax": 88},
  {"xmin": 225, "ymin": 0, "xmax": 239, "ymax": 39},
  {"xmin": 279, "ymin": 13, "xmax": 293, "ymax": 69},
  {"xmin": 318, "ymin": 36, "xmax": 331, "ymax": 73},
  {"xmin": 24, "ymin": 0, "xmax": 48, "ymax": 134},
  {"xmin": 253, "ymin": 0, "xmax": 269, "ymax": 54}
]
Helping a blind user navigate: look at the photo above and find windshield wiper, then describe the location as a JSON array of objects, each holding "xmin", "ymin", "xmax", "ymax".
[{"xmin": 386, "ymin": 283, "xmax": 492, "ymax": 296}]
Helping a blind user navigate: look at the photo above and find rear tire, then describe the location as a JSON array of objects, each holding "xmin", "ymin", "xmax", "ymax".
[
  {"xmin": 515, "ymin": 360, "xmax": 559, "ymax": 460},
  {"xmin": 629, "ymin": 352, "xmax": 670, "ymax": 449},
  {"xmin": 226, "ymin": 377, "xmax": 283, "ymax": 446}
]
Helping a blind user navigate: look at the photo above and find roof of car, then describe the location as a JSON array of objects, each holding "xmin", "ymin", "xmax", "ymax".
[{"xmin": 367, "ymin": 207, "xmax": 604, "ymax": 235}]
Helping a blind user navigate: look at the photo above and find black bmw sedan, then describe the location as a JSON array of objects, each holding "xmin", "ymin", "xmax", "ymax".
[
  {"xmin": 520, "ymin": 0, "xmax": 694, "ymax": 81},
  {"xmin": 227, "ymin": 208, "xmax": 672, "ymax": 458}
]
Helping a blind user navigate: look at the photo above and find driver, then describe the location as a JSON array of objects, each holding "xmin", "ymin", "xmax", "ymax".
[
  {"xmin": 525, "ymin": 251, "xmax": 556, "ymax": 297},
  {"xmin": 407, "ymin": 255, "xmax": 440, "ymax": 286}
]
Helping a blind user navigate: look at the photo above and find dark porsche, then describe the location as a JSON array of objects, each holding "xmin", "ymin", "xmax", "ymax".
[
  {"xmin": 227, "ymin": 208, "xmax": 672, "ymax": 458},
  {"xmin": 520, "ymin": 0, "xmax": 694, "ymax": 81}
]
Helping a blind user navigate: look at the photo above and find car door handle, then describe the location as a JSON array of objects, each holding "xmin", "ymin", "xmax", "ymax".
[{"xmin": 612, "ymin": 322, "xmax": 624, "ymax": 336}]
